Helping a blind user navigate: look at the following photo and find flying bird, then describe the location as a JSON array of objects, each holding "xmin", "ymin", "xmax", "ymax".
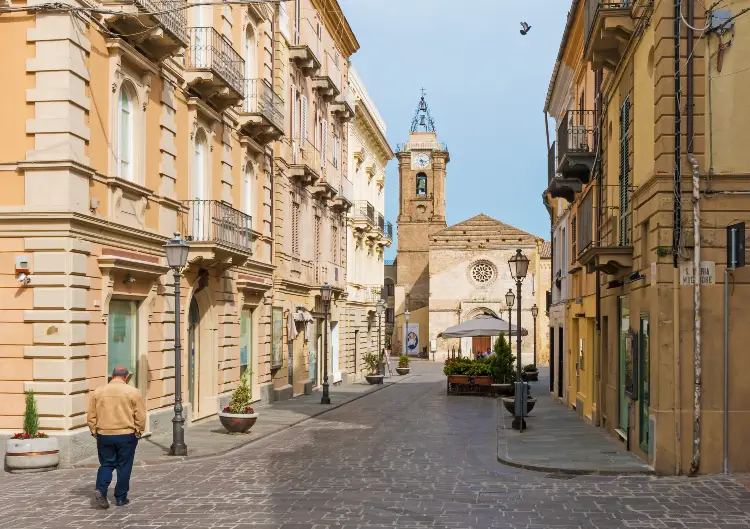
[{"xmin": 520, "ymin": 22, "xmax": 531, "ymax": 35}]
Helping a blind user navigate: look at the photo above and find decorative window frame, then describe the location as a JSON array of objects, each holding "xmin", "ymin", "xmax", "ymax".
[
  {"xmin": 467, "ymin": 258, "xmax": 498, "ymax": 288},
  {"xmin": 187, "ymin": 98, "xmax": 221, "ymax": 202},
  {"xmin": 107, "ymin": 39, "xmax": 157, "ymax": 188}
]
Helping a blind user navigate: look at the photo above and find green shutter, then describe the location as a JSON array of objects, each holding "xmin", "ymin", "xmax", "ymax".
[{"xmin": 619, "ymin": 97, "xmax": 630, "ymax": 246}]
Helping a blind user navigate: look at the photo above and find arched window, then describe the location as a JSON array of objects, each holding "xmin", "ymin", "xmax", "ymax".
[
  {"xmin": 416, "ymin": 172, "xmax": 427, "ymax": 195},
  {"xmin": 117, "ymin": 86, "xmax": 134, "ymax": 180},
  {"xmin": 193, "ymin": 131, "xmax": 208, "ymax": 240},
  {"xmin": 243, "ymin": 162, "xmax": 253, "ymax": 228},
  {"xmin": 244, "ymin": 26, "xmax": 256, "ymax": 80}
]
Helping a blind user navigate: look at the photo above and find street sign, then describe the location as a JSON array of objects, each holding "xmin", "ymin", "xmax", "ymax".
[
  {"xmin": 726, "ymin": 222, "xmax": 745, "ymax": 270},
  {"xmin": 679, "ymin": 261, "xmax": 716, "ymax": 285}
]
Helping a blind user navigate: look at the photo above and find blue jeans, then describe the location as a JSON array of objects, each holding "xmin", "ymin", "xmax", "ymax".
[{"xmin": 95, "ymin": 433, "xmax": 138, "ymax": 501}]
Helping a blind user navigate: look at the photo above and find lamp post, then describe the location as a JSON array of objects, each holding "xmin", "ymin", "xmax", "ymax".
[
  {"xmin": 505, "ymin": 289, "xmax": 515, "ymax": 351},
  {"xmin": 509, "ymin": 248, "xmax": 530, "ymax": 431},
  {"xmin": 403, "ymin": 310, "xmax": 410, "ymax": 356},
  {"xmin": 164, "ymin": 233, "xmax": 189, "ymax": 456},
  {"xmin": 531, "ymin": 304, "xmax": 539, "ymax": 367},
  {"xmin": 376, "ymin": 299, "xmax": 385, "ymax": 376},
  {"xmin": 320, "ymin": 283, "xmax": 332, "ymax": 405}
]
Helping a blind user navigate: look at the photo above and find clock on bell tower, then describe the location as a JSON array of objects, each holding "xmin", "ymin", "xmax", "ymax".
[{"xmin": 393, "ymin": 91, "xmax": 450, "ymax": 355}]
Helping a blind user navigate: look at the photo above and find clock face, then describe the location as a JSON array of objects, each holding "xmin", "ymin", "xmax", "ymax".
[{"xmin": 413, "ymin": 153, "xmax": 430, "ymax": 169}]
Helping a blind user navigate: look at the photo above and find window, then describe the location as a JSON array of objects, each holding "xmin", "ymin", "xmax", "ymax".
[
  {"xmin": 280, "ymin": 0, "xmax": 291, "ymax": 42},
  {"xmin": 332, "ymin": 134, "xmax": 339, "ymax": 169},
  {"xmin": 386, "ymin": 281, "xmax": 394, "ymax": 296},
  {"xmin": 240, "ymin": 308, "xmax": 253, "ymax": 379},
  {"xmin": 301, "ymin": 95, "xmax": 308, "ymax": 144},
  {"xmin": 571, "ymin": 215, "xmax": 577, "ymax": 264},
  {"xmin": 416, "ymin": 173, "xmax": 427, "ymax": 195},
  {"xmin": 562, "ymin": 227, "xmax": 567, "ymax": 276},
  {"xmin": 321, "ymin": 119, "xmax": 327, "ymax": 168},
  {"xmin": 107, "ymin": 300, "xmax": 138, "ymax": 387},
  {"xmin": 291, "ymin": 198, "xmax": 300, "ymax": 255},
  {"xmin": 245, "ymin": 27, "xmax": 256, "ymax": 80},
  {"xmin": 243, "ymin": 163, "xmax": 253, "ymax": 231},
  {"xmin": 619, "ymin": 97, "xmax": 631, "ymax": 245},
  {"xmin": 117, "ymin": 87, "xmax": 134, "ymax": 180},
  {"xmin": 314, "ymin": 213, "xmax": 321, "ymax": 263},
  {"xmin": 470, "ymin": 260, "xmax": 495, "ymax": 284},
  {"xmin": 331, "ymin": 225, "xmax": 338, "ymax": 263},
  {"xmin": 386, "ymin": 308, "xmax": 394, "ymax": 324},
  {"xmin": 193, "ymin": 130, "xmax": 208, "ymax": 240}
]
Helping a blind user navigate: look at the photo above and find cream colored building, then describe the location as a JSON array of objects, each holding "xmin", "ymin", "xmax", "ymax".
[
  {"xmin": 0, "ymin": 0, "xmax": 365, "ymax": 465},
  {"xmin": 343, "ymin": 67, "xmax": 393, "ymax": 380}
]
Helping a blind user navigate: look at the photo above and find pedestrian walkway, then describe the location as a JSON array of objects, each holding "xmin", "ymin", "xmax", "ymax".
[
  {"xmin": 74, "ymin": 374, "xmax": 413, "ymax": 468},
  {"xmin": 496, "ymin": 370, "xmax": 653, "ymax": 475}
]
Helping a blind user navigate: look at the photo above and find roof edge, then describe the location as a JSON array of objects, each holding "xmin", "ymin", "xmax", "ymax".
[{"xmin": 543, "ymin": 0, "xmax": 582, "ymax": 113}]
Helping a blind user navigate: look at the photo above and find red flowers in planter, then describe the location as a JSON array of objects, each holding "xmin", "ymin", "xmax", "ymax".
[
  {"xmin": 11, "ymin": 432, "xmax": 48, "ymax": 440},
  {"xmin": 222, "ymin": 406, "xmax": 255, "ymax": 414}
]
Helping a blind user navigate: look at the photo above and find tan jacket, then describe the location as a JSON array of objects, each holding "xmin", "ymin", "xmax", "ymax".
[{"xmin": 87, "ymin": 379, "xmax": 146, "ymax": 436}]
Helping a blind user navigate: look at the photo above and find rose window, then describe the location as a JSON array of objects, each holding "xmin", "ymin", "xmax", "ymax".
[{"xmin": 471, "ymin": 261, "xmax": 495, "ymax": 284}]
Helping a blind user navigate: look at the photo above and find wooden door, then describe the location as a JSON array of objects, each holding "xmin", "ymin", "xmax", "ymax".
[{"xmin": 472, "ymin": 336, "xmax": 491, "ymax": 357}]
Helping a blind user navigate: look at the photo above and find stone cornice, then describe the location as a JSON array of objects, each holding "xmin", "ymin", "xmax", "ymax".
[{"xmin": 311, "ymin": 0, "xmax": 360, "ymax": 58}]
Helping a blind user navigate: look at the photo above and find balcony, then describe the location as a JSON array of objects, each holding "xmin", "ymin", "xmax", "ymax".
[
  {"xmin": 186, "ymin": 28, "xmax": 245, "ymax": 111},
  {"xmin": 315, "ymin": 261, "xmax": 346, "ymax": 291},
  {"xmin": 352, "ymin": 201, "xmax": 376, "ymax": 234},
  {"xmin": 545, "ymin": 141, "xmax": 582, "ymax": 202},
  {"xmin": 557, "ymin": 110, "xmax": 597, "ymax": 183},
  {"xmin": 382, "ymin": 221, "xmax": 393, "ymax": 245},
  {"xmin": 584, "ymin": 0, "xmax": 635, "ymax": 70},
  {"xmin": 310, "ymin": 177, "xmax": 338, "ymax": 201},
  {"xmin": 331, "ymin": 89, "xmax": 355, "ymax": 123},
  {"xmin": 289, "ymin": 138, "xmax": 322, "ymax": 186},
  {"xmin": 181, "ymin": 200, "xmax": 253, "ymax": 268},
  {"xmin": 100, "ymin": 0, "xmax": 188, "ymax": 60},
  {"xmin": 332, "ymin": 178, "xmax": 353, "ymax": 212},
  {"xmin": 289, "ymin": 19, "xmax": 322, "ymax": 77},
  {"xmin": 312, "ymin": 52, "xmax": 342, "ymax": 102},
  {"xmin": 239, "ymin": 79, "xmax": 284, "ymax": 144},
  {"xmin": 578, "ymin": 205, "xmax": 633, "ymax": 275}
]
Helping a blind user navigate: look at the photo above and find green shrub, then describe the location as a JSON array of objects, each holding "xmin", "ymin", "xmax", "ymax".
[
  {"xmin": 363, "ymin": 352, "xmax": 381, "ymax": 375},
  {"xmin": 23, "ymin": 390, "xmax": 40, "ymax": 437},
  {"xmin": 398, "ymin": 355, "xmax": 410, "ymax": 368},
  {"xmin": 524, "ymin": 364, "xmax": 537, "ymax": 372},
  {"xmin": 490, "ymin": 333, "xmax": 517, "ymax": 384},
  {"xmin": 225, "ymin": 370, "xmax": 254, "ymax": 414}
]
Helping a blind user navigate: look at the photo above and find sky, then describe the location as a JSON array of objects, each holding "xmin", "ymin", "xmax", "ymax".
[{"xmin": 337, "ymin": 0, "xmax": 572, "ymax": 259}]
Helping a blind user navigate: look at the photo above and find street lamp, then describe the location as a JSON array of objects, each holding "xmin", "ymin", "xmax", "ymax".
[
  {"xmin": 164, "ymin": 233, "xmax": 189, "ymax": 456},
  {"xmin": 505, "ymin": 288, "xmax": 515, "ymax": 349},
  {"xmin": 508, "ymin": 248, "xmax": 530, "ymax": 431},
  {"xmin": 320, "ymin": 283, "xmax": 332, "ymax": 405},
  {"xmin": 531, "ymin": 304, "xmax": 539, "ymax": 367},
  {"xmin": 403, "ymin": 310, "xmax": 410, "ymax": 356},
  {"xmin": 376, "ymin": 299, "xmax": 385, "ymax": 376}
]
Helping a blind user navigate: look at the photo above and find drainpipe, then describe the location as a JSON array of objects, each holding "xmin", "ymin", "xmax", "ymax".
[
  {"xmin": 688, "ymin": 153, "xmax": 701, "ymax": 476},
  {"xmin": 673, "ymin": 0, "xmax": 684, "ymax": 476}
]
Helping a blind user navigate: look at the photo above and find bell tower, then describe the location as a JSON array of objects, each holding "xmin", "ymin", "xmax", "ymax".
[{"xmin": 394, "ymin": 91, "xmax": 449, "ymax": 354}]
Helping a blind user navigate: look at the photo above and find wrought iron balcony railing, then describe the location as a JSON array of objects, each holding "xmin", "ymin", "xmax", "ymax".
[
  {"xmin": 548, "ymin": 141, "xmax": 556, "ymax": 184},
  {"xmin": 353, "ymin": 201, "xmax": 375, "ymax": 224},
  {"xmin": 384, "ymin": 222, "xmax": 393, "ymax": 240},
  {"xmin": 242, "ymin": 79, "xmax": 284, "ymax": 131},
  {"xmin": 187, "ymin": 27, "xmax": 245, "ymax": 98},
  {"xmin": 291, "ymin": 137, "xmax": 322, "ymax": 172},
  {"xmin": 557, "ymin": 109, "xmax": 597, "ymax": 167},
  {"xmin": 182, "ymin": 199, "xmax": 252, "ymax": 252},
  {"xmin": 585, "ymin": 0, "xmax": 633, "ymax": 49},
  {"xmin": 377, "ymin": 212, "xmax": 385, "ymax": 233},
  {"xmin": 134, "ymin": 0, "xmax": 187, "ymax": 45}
]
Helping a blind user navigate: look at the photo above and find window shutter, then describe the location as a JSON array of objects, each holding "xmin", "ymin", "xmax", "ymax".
[
  {"xmin": 321, "ymin": 120, "xmax": 327, "ymax": 169},
  {"xmin": 291, "ymin": 85, "xmax": 297, "ymax": 138},
  {"xmin": 619, "ymin": 97, "xmax": 630, "ymax": 246},
  {"xmin": 301, "ymin": 95, "xmax": 308, "ymax": 145},
  {"xmin": 571, "ymin": 215, "xmax": 577, "ymax": 264}
]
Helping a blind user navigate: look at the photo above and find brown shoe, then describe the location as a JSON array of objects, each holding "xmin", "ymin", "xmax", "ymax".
[{"xmin": 94, "ymin": 490, "xmax": 109, "ymax": 509}]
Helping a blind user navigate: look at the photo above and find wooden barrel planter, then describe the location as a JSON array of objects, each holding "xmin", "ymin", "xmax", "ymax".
[{"xmin": 446, "ymin": 375, "xmax": 495, "ymax": 396}]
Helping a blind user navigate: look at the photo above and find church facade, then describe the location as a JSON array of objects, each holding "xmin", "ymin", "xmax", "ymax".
[{"xmin": 391, "ymin": 96, "xmax": 550, "ymax": 364}]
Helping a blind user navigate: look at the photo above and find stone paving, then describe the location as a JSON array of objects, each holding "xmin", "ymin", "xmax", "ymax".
[
  {"xmin": 497, "ymin": 370, "xmax": 653, "ymax": 475},
  {"xmin": 2, "ymin": 362, "xmax": 750, "ymax": 528},
  {"xmin": 74, "ymin": 374, "xmax": 411, "ymax": 468}
]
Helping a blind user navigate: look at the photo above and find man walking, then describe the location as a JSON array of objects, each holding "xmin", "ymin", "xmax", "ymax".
[{"xmin": 87, "ymin": 366, "xmax": 146, "ymax": 509}]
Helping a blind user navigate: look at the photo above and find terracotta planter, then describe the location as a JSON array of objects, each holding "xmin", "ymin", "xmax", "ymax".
[
  {"xmin": 501, "ymin": 397, "xmax": 537, "ymax": 415},
  {"xmin": 218, "ymin": 412, "xmax": 258, "ymax": 434},
  {"xmin": 396, "ymin": 367, "xmax": 410, "ymax": 376},
  {"xmin": 365, "ymin": 374, "xmax": 384, "ymax": 385},
  {"xmin": 447, "ymin": 375, "xmax": 494, "ymax": 385},
  {"xmin": 5, "ymin": 437, "xmax": 59, "ymax": 473}
]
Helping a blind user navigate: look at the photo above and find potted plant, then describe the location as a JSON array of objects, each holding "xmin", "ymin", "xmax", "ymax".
[
  {"xmin": 363, "ymin": 352, "xmax": 384, "ymax": 384},
  {"xmin": 522, "ymin": 363, "xmax": 539, "ymax": 382},
  {"xmin": 396, "ymin": 355, "xmax": 411, "ymax": 375},
  {"xmin": 5, "ymin": 391, "xmax": 59, "ymax": 473},
  {"xmin": 218, "ymin": 370, "xmax": 259, "ymax": 434}
]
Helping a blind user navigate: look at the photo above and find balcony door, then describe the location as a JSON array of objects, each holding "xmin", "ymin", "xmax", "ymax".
[
  {"xmin": 618, "ymin": 296, "xmax": 630, "ymax": 434},
  {"xmin": 244, "ymin": 27, "xmax": 256, "ymax": 109},
  {"xmin": 243, "ymin": 163, "xmax": 254, "ymax": 236},
  {"xmin": 193, "ymin": 131, "xmax": 208, "ymax": 241},
  {"xmin": 194, "ymin": 8, "xmax": 208, "ymax": 68}
]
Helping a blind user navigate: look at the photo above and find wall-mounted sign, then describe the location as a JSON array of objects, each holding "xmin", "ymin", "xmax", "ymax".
[
  {"xmin": 406, "ymin": 323, "xmax": 420, "ymax": 353},
  {"xmin": 679, "ymin": 261, "xmax": 716, "ymax": 285}
]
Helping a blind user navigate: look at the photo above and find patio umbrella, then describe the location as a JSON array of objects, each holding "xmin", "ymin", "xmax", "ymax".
[{"xmin": 441, "ymin": 314, "xmax": 526, "ymax": 338}]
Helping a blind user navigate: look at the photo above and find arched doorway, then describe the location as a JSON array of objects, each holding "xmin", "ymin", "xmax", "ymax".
[
  {"xmin": 188, "ymin": 297, "xmax": 199, "ymax": 413},
  {"xmin": 186, "ymin": 279, "xmax": 218, "ymax": 419}
]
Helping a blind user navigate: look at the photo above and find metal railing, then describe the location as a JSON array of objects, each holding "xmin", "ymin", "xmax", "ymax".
[
  {"xmin": 384, "ymin": 222, "xmax": 393, "ymax": 240},
  {"xmin": 182, "ymin": 199, "xmax": 252, "ymax": 252},
  {"xmin": 377, "ymin": 212, "xmax": 385, "ymax": 233},
  {"xmin": 548, "ymin": 141, "xmax": 556, "ymax": 184},
  {"xmin": 363, "ymin": 285, "xmax": 384, "ymax": 303},
  {"xmin": 187, "ymin": 27, "xmax": 245, "ymax": 98},
  {"xmin": 134, "ymin": 0, "xmax": 188, "ymax": 46},
  {"xmin": 242, "ymin": 79, "xmax": 284, "ymax": 131},
  {"xmin": 291, "ymin": 137, "xmax": 322, "ymax": 175},
  {"xmin": 396, "ymin": 142, "xmax": 449, "ymax": 153},
  {"xmin": 585, "ymin": 0, "xmax": 632, "ymax": 48},
  {"xmin": 353, "ymin": 201, "xmax": 375, "ymax": 224},
  {"xmin": 293, "ymin": 18, "xmax": 322, "ymax": 63},
  {"xmin": 557, "ymin": 109, "xmax": 597, "ymax": 166}
]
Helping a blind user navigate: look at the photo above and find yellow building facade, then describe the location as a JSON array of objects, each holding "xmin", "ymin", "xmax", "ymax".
[
  {"xmin": 545, "ymin": 0, "xmax": 750, "ymax": 474},
  {"xmin": 0, "ymin": 0, "xmax": 381, "ymax": 466}
]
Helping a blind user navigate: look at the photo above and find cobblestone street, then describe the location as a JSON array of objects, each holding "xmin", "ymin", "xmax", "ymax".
[{"xmin": 2, "ymin": 362, "xmax": 750, "ymax": 529}]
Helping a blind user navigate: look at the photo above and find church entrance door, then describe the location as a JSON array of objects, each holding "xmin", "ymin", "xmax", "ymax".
[{"xmin": 472, "ymin": 336, "xmax": 491, "ymax": 357}]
